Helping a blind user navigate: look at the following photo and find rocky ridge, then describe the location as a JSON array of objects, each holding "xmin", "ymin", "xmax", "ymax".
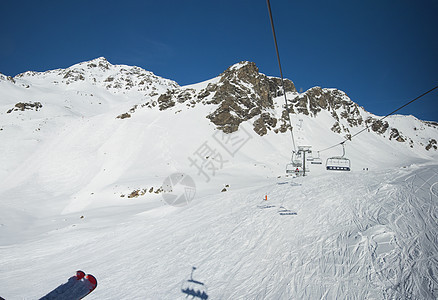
[
  {"xmin": 155, "ymin": 61, "xmax": 296, "ymax": 133},
  {"xmin": 145, "ymin": 61, "xmax": 437, "ymax": 152},
  {"xmin": 2, "ymin": 58, "xmax": 437, "ymax": 152},
  {"xmin": 12, "ymin": 57, "xmax": 179, "ymax": 97}
]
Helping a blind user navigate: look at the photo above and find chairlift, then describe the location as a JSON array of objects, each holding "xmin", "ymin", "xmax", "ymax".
[
  {"xmin": 326, "ymin": 143, "xmax": 351, "ymax": 171},
  {"xmin": 286, "ymin": 151, "xmax": 302, "ymax": 174},
  {"xmin": 286, "ymin": 146, "xmax": 312, "ymax": 175},
  {"xmin": 286, "ymin": 163, "xmax": 301, "ymax": 174},
  {"xmin": 181, "ymin": 267, "xmax": 208, "ymax": 299},
  {"xmin": 312, "ymin": 159, "xmax": 322, "ymax": 165},
  {"xmin": 310, "ymin": 151, "xmax": 323, "ymax": 165}
]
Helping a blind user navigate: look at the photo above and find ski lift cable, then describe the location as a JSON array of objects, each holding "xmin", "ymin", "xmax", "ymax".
[
  {"xmin": 266, "ymin": 0, "xmax": 296, "ymax": 152},
  {"xmin": 317, "ymin": 85, "xmax": 438, "ymax": 153}
]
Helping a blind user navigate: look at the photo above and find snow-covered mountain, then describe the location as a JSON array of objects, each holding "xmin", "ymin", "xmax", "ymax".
[
  {"xmin": 0, "ymin": 58, "xmax": 437, "ymax": 299},
  {"xmin": 12, "ymin": 57, "xmax": 179, "ymax": 94},
  {"xmin": 1, "ymin": 58, "xmax": 436, "ymax": 194}
]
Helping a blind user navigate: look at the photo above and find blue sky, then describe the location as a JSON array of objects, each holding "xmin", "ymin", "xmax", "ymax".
[{"xmin": 1, "ymin": 0, "xmax": 437, "ymax": 121}]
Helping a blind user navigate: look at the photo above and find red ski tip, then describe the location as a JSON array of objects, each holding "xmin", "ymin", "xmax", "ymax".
[
  {"xmin": 85, "ymin": 274, "xmax": 97, "ymax": 287},
  {"xmin": 76, "ymin": 270, "xmax": 85, "ymax": 280}
]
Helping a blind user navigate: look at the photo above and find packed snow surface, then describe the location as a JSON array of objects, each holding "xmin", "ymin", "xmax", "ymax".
[
  {"xmin": 1, "ymin": 165, "xmax": 437, "ymax": 299},
  {"xmin": 0, "ymin": 59, "xmax": 437, "ymax": 299}
]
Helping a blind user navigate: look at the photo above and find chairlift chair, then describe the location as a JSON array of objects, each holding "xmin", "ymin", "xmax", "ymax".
[
  {"xmin": 326, "ymin": 157, "xmax": 350, "ymax": 171},
  {"xmin": 310, "ymin": 151, "xmax": 322, "ymax": 164},
  {"xmin": 286, "ymin": 150, "xmax": 303, "ymax": 174},
  {"xmin": 326, "ymin": 143, "xmax": 351, "ymax": 171},
  {"xmin": 311, "ymin": 158, "xmax": 322, "ymax": 164},
  {"xmin": 286, "ymin": 146, "xmax": 313, "ymax": 174}
]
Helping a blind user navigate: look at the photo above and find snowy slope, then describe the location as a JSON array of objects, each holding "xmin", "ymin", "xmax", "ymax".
[
  {"xmin": 0, "ymin": 58, "xmax": 437, "ymax": 299},
  {"xmin": 1, "ymin": 166, "xmax": 437, "ymax": 299}
]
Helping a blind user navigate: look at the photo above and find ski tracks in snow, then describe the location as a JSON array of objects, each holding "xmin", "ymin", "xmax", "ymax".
[
  {"xmin": 339, "ymin": 166, "xmax": 438, "ymax": 299},
  {"xmin": 269, "ymin": 166, "xmax": 438, "ymax": 299},
  {"xmin": 381, "ymin": 167, "xmax": 438, "ymax": 299},
  {"xmin": 1, "ymin": 166, "xmax": 437, "ymax": 299}
]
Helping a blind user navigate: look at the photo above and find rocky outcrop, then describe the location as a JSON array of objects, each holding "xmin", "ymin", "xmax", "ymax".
[
  {"xmin": 0, "ymin": 73, "xmax": 16, "ymax": 84},
  {"xmin": 3, "ymin": 58, "xmax": 436, "ymax": 153},
  {"xmin": 290, "ymin": 87, "xmax": 361, "ymax": 121},
  {"xmin": 116, "ymin": 113, "xmax": 131, "ymax": 119},
  {"xmin": 389, "ymin": 128, "xmax": 405, "ymax": 142},
  {"xmin": 7, "ymin": 102, "xmax": 42, "ymax": 113},
  {"xmin": 426, "ymin": 139, "xmax": 437, "ymax": 151},
  {"xmin": 157, "ymin": 92, "xmax": 176, "ymax": 111},
  {"xmin": 205, "ymin": 62, "xmax": 295, "ymax": 133},
  {"xmin": 149, "ymin": 62, "xmax": 418, "ymax": 145},
  {"xmin": 110, "ymin": 60, "xmax": 435, "ymax": 151},
  {"xmin": 253, "ymin": 112, "xmax": 278, "ymax": 136},
  {"xmin": 365, "ymin": 117, "xmax": 389, "ymax": 135},
  {"xmin": 154, "ymin": 61, "xmax": 296, "ymax": 133}
]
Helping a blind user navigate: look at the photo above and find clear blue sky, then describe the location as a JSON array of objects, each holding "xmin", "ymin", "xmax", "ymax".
[{"xmin": 1, "ymin": 0, "xmax": 437, "ymax": 121}]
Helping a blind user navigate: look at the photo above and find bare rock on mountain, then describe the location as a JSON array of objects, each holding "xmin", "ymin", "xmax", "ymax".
[
  {"xmin": 426, "ymin": 139, "xmax": 437, "ymax": 151},
  {"xmin": 290, "ymin": 87, "xmax": 360, "ymax": 121},
  {"xmin": 205, "ymin": 62, "xmax": 295, "ymax": 133},
  {"xmin": 253, "ymin": 112, "xmax": 278, "ymax": 136},
  {"xmin": 155, "ymin": 61, "xmax": 296, "ymax": 134},
  {"xmin": 7, "ymin": 102, "xmax": 42, "ymax": 113},
  {"xmin": 158, "ymin": 91, "xmax": 176, "ymax": 111},
  {"xmin": 366, "ymin": 117, "xmax": 389, "ymax": 135},
  {"xmin": 389, "ymin": 128, "xmax": 405, "ymax": 142}
]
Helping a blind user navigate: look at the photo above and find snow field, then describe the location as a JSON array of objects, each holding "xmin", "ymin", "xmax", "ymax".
[
  {"xmin": 1, "ymin": 59, "xmax": 437, "ymax": 299},
  {"xmin": 1, "ymin": 164, "xmax": 437, "ymax": 299}
]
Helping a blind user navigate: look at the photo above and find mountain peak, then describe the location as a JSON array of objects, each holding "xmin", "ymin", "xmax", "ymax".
[
  {"xmin": 12, "ymin": 57, "xmax": 179, "ymax": 96},
  {"xmin": 227, "ymin": 61, "xmax": 256, "ymax": 71},
  {"xmin": 153, "ymin": 61, "xmax": 296, "ymax": 134},
  {"xmin": 74, "ymin": 56, "xmax": 112, "ymax": 70},
  {"xmin": 92, "ymin": 56, "xmax": 108, "ymax": 62},
  {"xmin": 82, "ymin": 56, "xmax": 109, "ymax": 64},
  {"xmin": 221, "ymin": 61, "xmax": 259, "ymax": 79}
]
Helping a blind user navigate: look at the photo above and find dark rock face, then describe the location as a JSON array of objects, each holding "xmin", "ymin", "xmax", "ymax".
[
  {"xmin": 0, "ymin": 74, "xmax": 16, "ymax": 84},
  {"xmin": 148, "ymin": 61, "xmax": 436, "ymax": 149},
  {"xmin": 365, "ymin": 117, "xmax": 389, "ymax": 135},
  {"xmin": 253, "ymin": 113, "xmax": 278, "ymax": 136},
  {"xmin": 426, "ymin": 139, "xmax": 437, "ymax": 151},
  {"xmin": 389, "ymin": 128, "xmax": 405, "ymax": 142},
  {"xmin": 157, "ymin": 92, "xmax": 176, "ymax": 111},
  {"xmin": 116, "ymin": 113, "xmax": 131, "ymax": 119},
  {"xmin": 7, "ymin": 102, "xmax": 42, "ymax": 113},
  {"xmin": 205, "ymin": 62, "xmax": 295, "ymax": 133},
  {"xmin": 154, "ymin": 61, "xmax": 296, "ymax": 134},
  {"xmin": 331, "ymin": 122, "xmax": 341, "ymax": 134},
  {"xmin": 291, "ymin": 87, "xmax": 361, "ymax": 121},
  {"xmin": 152, "ymin": 61, "xmax": 397, "ymax": 139}
]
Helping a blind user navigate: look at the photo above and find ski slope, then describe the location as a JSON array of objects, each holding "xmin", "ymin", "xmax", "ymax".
[
  {"xmin": 1, "ymin": 59, "xmax": 437, "ymax": 299},
  {"xmin": 0, "ymin": 164, "xmax": 437, "ymax": 299}
]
